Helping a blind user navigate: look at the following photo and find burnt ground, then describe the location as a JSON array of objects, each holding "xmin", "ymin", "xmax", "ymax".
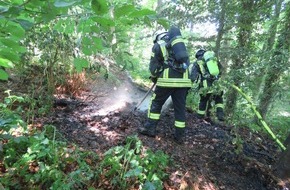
[
  {"xmin": 44, "ymin": 70, "xmax": 286, "ymax": 190},
  {"xmin": 1, "ymin": 68, "xmax": 287, "ymax": 190}
]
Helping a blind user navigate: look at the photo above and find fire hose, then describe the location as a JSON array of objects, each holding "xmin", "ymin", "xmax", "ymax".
[{"xmin": 134, "ymin": 83, "xmax": 156, "ymax": 111}]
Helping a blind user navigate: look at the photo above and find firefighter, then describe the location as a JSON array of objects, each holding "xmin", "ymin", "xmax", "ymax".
[
  {"xmin": 190, "ymin": 49, "xmax": 225, "ymax": 121},
  {"xmin": 138, "ymin": 29, "xmax": 192, "ymax": 144}
]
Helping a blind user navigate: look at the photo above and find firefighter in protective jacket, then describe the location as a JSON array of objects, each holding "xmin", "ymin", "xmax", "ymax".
[
  {"xmin": 190, "ymin": 49, "xmax": 225, "ymax": 121},
  {"xmin": 138, "ymin": 28, "xmax": 192, "ymax": 144}
]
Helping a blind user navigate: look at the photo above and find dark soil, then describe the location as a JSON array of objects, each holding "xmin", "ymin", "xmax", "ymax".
[
  {"xmin": 1, "ymin": 68, "xmax": 287, "ymax": 190},
  {"xmin": 46, "ymin": 71, "xmax": 286, "ymax": 190}
]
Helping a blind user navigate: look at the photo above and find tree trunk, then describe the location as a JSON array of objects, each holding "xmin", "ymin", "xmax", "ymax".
[
  {"xmin": 214, "ymin": 0, "xmax": 226, "ymax": 56},
  {"xmin": 271, "ymin": 3, "xmax": 290, "ymax": 188},
  {"xmin": 253, "ymin": 0, "xmax": 283, "ymax": 103},
  {"xmin": 273, "ymin": 134, "xmax": 290, "ymax": 188},
  {"xmin": 257, "ymin": 1, "xmax": 290, "ymax": 118},
  {"xmin": 225, "ymin": 0, "xmax": 255, "ymax": 116}
]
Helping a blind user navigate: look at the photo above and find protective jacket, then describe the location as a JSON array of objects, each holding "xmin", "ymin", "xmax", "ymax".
[
  {"xmin": 147, "ymin": 39, "xmax": 191, "ymax": 129},
  {"xmin": 149, "ymin": 40, "xmax": 192, "ymax": 88},
  {"xmin": 190, "ymin": 57, "xmax": 225, "ymax": 121},
  {"xmin": 190, "ymin": 57, "xmax": 223, "ymax": 89}
]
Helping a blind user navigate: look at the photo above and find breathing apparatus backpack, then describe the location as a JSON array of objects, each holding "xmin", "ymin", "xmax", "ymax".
[
  {"xmin": 198, "ymin": 51, "xmax": 220, "ymax": 79},
  {"xmin": 203, "ymin": 51, "xmax": 219, "ymax": 77},
  {"xmin": 165, "ymin": 26, "xmax": 189, "ymax": 71}
]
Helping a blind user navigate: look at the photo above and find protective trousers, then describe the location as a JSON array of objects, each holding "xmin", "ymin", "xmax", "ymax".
[
  {"xmin": 148, "ymin": 86, "xmax": 188, "ymax": 129},
  {"xmin": 197, "ymin": 91, "xmax": 224, "ymax": 119}
]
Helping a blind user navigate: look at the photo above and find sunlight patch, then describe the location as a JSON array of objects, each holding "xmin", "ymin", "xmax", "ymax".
[{"xmin": 279, "ymin": 111, "xmax": 290, "ymax": 117}]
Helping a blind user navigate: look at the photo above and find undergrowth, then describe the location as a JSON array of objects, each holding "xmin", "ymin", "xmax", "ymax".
[{"xmin": 0, "ymin": 94, "xmax": 170, "ymax": 190}]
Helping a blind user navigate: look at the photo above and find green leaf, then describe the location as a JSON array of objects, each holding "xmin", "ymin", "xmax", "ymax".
[
  {"xmin": 0, "ymin": 6, "xmax": 9, "ymax": 13},
  {"xmin": 124, "ymin": 167, "xmax": 143, "ymax": 178},
  {"xmin": 54, "ymin": 0, "xmax": 78, "ymax": 7},
  {"xmin": 142, "ymin": 181, "xmax": 156, "ymax": 190},
  {"xmin": 42, "ymin": 9, "xmax": 58, "ymax": 23},
  {"xmin": 41, "ymin": 138, "xmax": 49, "ymax": 145},
  {"xmin": 77, "ymin": 19, "xmax": 96, "ymax": 33},
  {"xmin": 129, "ymin": 9, "xmax": 155, "ymax": 18},
  {"xmin": 64, "ymin": 21, "xmax": 75, "ymax": 34},
  {"xmin": 7, "ymin": 6, "xmax": 23, "ymax": 16},
  {"xmin": 143, "ymin": 16, "xmax": 152, "ymax": 27},
  {"xmin": 54, "ymin": 19, "xmax": 66, "ymax": 32},
  {"xmin": 157, "ymin": 18, "xmax": 170, "ymax": 29},
  {"xmin": 16, "ymin": 19, "xmax": 34, "ymax": 30},
  {"xmin": 91, "ymin": 0, "xmax": 108, "ymax": 15},
  {"xmin": 0, "ymin": 57, "xmax": 13, "ymax": 68},
  {"xmin": 74, "ymin": 58, "xmax": 89, "ymax": 72},
  {"xmin": 90, "ymin": 25, "xmax": 101, "ymax": 33},
  {"xmin": 0, "ymin": 69, "xmax": 8, "ymax": 80},
  {"xmin": 115, "ymin": 4, "xmax": 135, "ymax": 18},
  {"xmin": 7, "ymin": 22, "xmax": 25, "ymax": 39},
  {"xmin": 0, "ymin": 49, "xmax": 20, "ymax": 62},
  {"xmin": 91, "ymin": 16, "xmax": 115, "ymax": 27},
  {"xmin": 0, "ymin": 38, "xmax": 21, "ymax": 50},
  {"xmin": 92, "ymin": 36, "xmax": 103, "ymax": 50},
  {"xmin": 82, "ymin": 46, "xmax": 93, "ymax": 55}
]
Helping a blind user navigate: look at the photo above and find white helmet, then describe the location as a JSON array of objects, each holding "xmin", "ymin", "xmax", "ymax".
[{"xmin": 153, "ymin": 30, "xmax": 168, "ymax": 43}]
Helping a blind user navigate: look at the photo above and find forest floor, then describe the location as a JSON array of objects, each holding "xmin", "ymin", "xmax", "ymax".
[
  {"xmin": 46, "ymin": 66, "xmax": 287, "ymax": 190},
  {"xmin": 1, "ymin": 66, "xmax": 287, "ymax": 190}
]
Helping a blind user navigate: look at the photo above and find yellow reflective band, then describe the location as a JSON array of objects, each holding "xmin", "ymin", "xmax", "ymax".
[
  {"xmin": 203, "ymin": 80, "xmax": 208, "ymax": 88},
  {"xmin": 157, "ymin": 78, "xmax": 191, "ymax": 83},
  {"xmin": 157, "ymin": 40, "xmax": 168, "ymax": 60},
  {"xmin": 148, "ymin": 91, "xmax": 160, "ymax": 120},
  {"xmin": 175, "ymin": 120, "xmax": 185, "ymax": 128},
  {"xmin": 157, "ymin": 78, "xmax": 192, "ymax": 88},
  {"xmin": 164, "ymin": 68, "xmax": 169, "ymax": 78},
  {"xmin": 147, "ymin": 93, "xmax": 156, "ymax": 117},
  {"xmin": 216, "ymin": 103, "xmax": 224, "ymax": 109},
  {"xmin": 198, "ymin": 60, "xmax": 206, "ymax": 75},
  {"xmin": 197, "ymin": 110, "xmax": 206, "ymax": 115},
  {"xmin": 149, "ymin": 112, "xmax": 160, "ymax": 120},
  {"xmin": 183, "ymin": 69, "xmax": 189, "ymax": 78},
  {"xmin": 171, "ymin": 36, "xmax": 184, "ymax": 46}
]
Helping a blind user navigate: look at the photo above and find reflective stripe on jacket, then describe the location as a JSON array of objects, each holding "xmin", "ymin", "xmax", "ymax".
[{"xmin": 155, "ymin": 41, "xmax": 192, "ymax": 88}]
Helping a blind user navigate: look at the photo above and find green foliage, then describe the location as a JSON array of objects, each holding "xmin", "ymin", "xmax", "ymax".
[
  {"xmin": 268, "ymin": 116, "xmax": 290, "ymax": 142},
  {"xmin": 230, "ymin": 126, "xmax": 244, "ymax": 154},
  {"xmin": 231, "ymin": 84, "xmax": 286, "ymax": 150},
  {"xmin": 186, "ymin": 84, "xmax": 200, "ymax": 111},
  {"xmin": 100, "ymin": 135, "xmax": 169, "ymax": 190},
  {"xmin": 0, "ymin": 98, "xmax": 98, "ymax": 189},
  {"xmin": 0, "ymin": 97, "xmax": 170, "ymax": 189}
]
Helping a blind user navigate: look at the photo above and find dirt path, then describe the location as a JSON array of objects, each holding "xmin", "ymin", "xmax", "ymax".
[{"xmin": 47, "ymin": 70, "xmax": 283, "ymax": 190}]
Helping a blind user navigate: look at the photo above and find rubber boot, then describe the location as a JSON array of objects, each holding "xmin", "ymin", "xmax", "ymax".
[
  {"xmin": 216, "ymin": 108, "xmax": 225, "ymax": 121},
  {"xmin": 138, "ymin": 119, "xmax": 157, "ymax": 137},
  {"xmin": 174, "ymin": 127, "xmax": 185, "ymax": 144}
]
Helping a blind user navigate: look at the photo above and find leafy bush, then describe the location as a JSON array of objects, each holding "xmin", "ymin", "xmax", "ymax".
[
  {"xmin": 100, "ymin": 135, "xmax": 170, "ymax": 190},
  {"xmin": 0, "ymin": 96, "xmax": 170, "ymax": 189}
]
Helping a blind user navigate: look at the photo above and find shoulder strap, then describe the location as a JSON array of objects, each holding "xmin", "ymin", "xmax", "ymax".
[
  {"xmin": 157, "ymin": 40, "xmax": 168, "ymax": 62},
  {"xmin": 197, "ymin": 60, "xmax": 206, "ymax": 75}
]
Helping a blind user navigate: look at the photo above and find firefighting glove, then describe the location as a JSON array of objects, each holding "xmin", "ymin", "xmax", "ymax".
[{"xmin": 149, "ymin": 76, "xmax": 157, "ymax": 84}]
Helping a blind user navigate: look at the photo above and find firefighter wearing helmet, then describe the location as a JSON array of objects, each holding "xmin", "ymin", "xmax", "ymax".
[
  {"xmin": 138, "ymin": 26, "xmax": 192, "ymax": 144},
  {"xmin": 190, "ymin": 49, "xmax": 225, "ymax": 122}
]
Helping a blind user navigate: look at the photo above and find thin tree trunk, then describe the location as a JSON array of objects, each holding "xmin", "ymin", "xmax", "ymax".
[
  {"xmin": 225, "ymin": 0, "xmax": 255, "ymax": 116},
  {"xmin": 271, "ymin": 3, "xmax": 290, "ymax": 187},
  {"xmin": 254, "ymin": 0, "xmax": 283, "ymax": 102},
  {"xmin": 257, "ymin": 1, "xmax": 290, "ymax": 118},
  {"xmin": 214, "ymin": 0, "xmax": 226, "ymax": 56},
  {"xmin": 263, "ymin": 0, "xmax": 283, "ymax": 52}
]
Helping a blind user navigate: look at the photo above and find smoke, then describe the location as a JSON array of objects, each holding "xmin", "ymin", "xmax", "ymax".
[{"xmin": 90, "ymin": 82, "xmax": 172, "ymax": 116}]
